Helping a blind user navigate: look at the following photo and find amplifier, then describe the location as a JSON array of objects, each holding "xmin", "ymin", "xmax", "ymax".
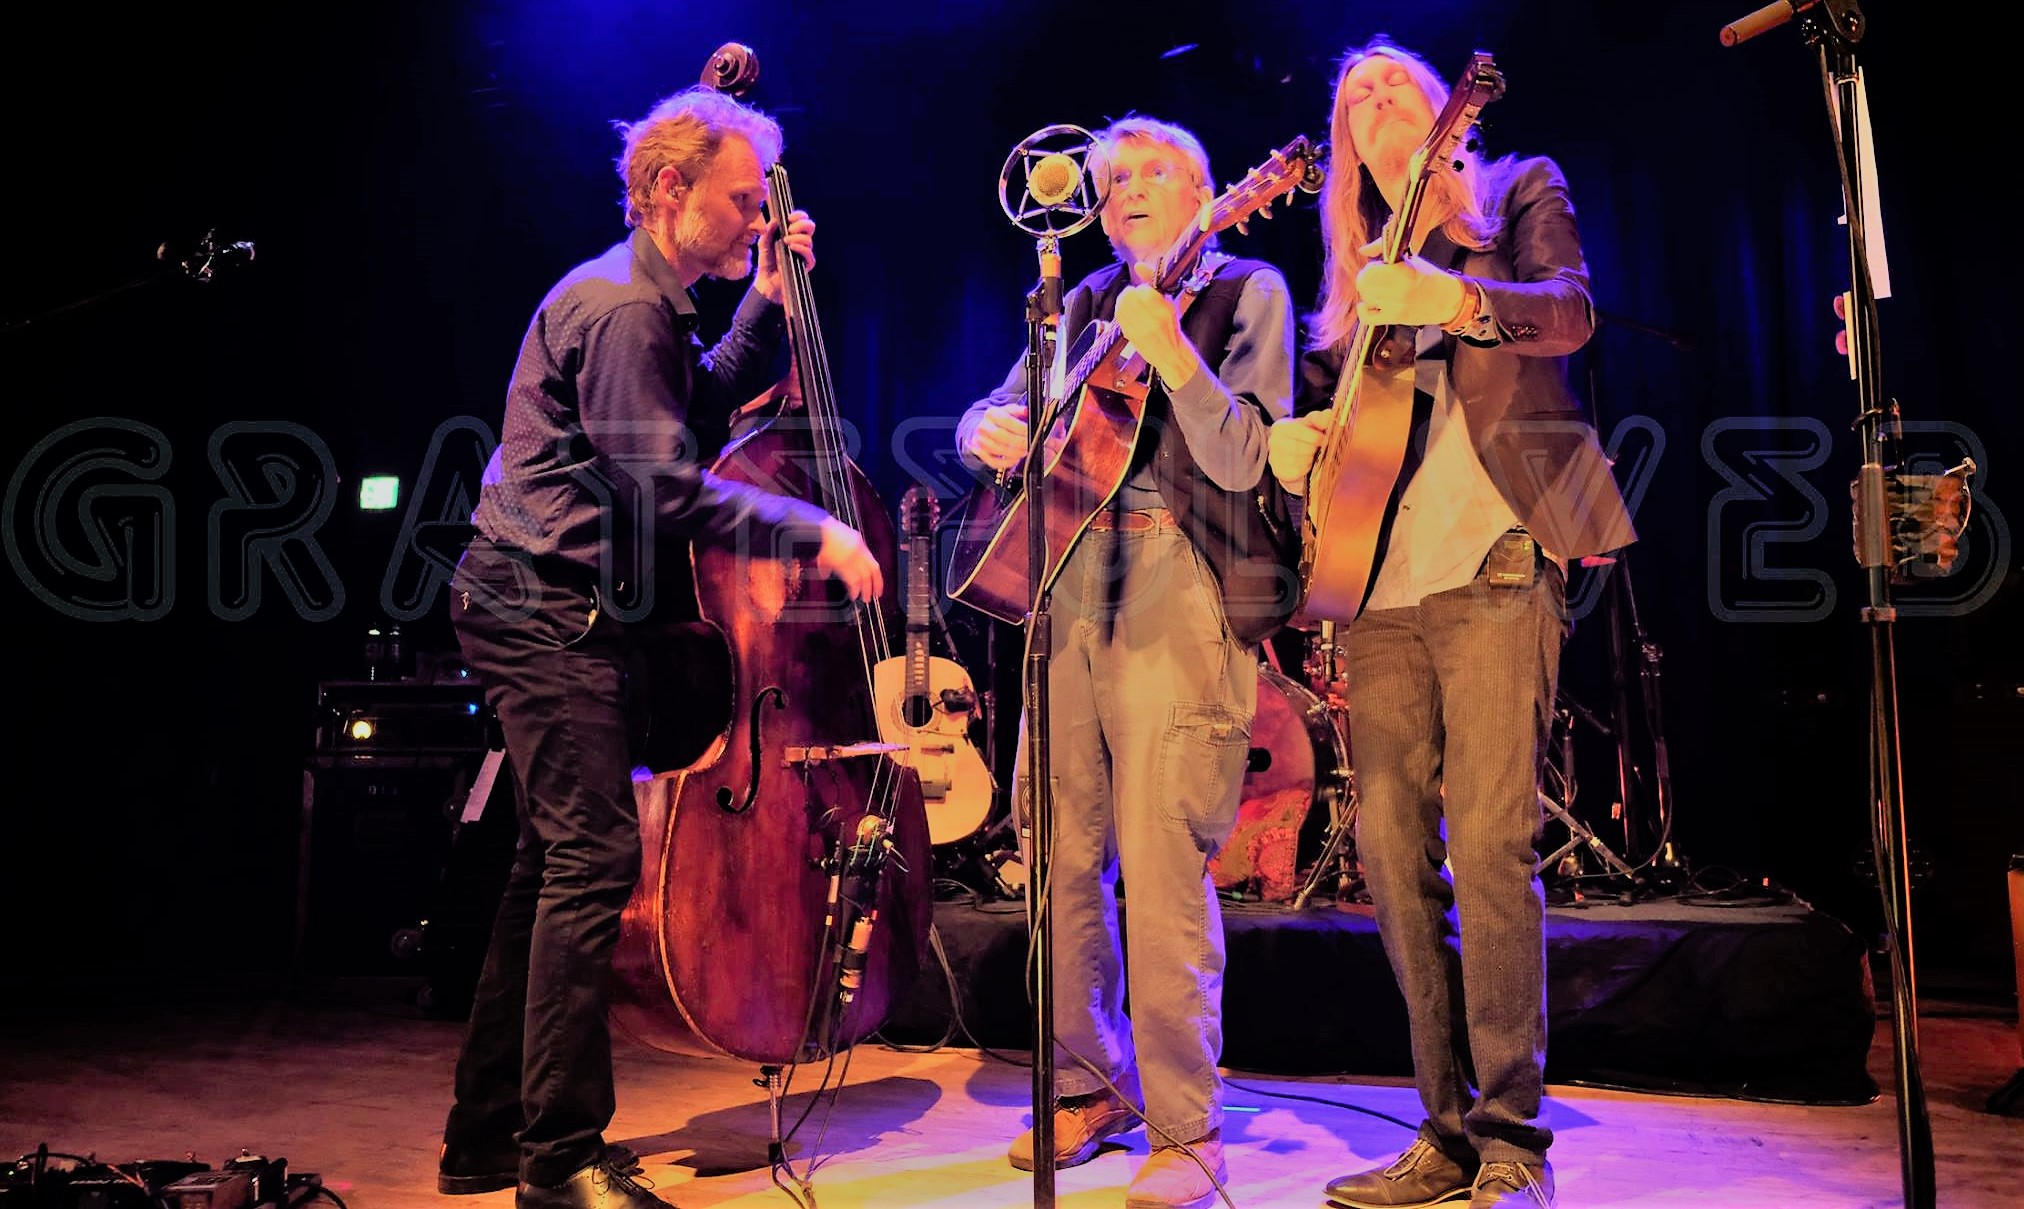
[{"xmin": 311, "ymin": 679, "xmax": 493, "ymax": 761}]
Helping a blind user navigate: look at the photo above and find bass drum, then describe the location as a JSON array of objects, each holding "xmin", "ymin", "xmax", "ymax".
[{"xmin": 1210, "ymin": 665, "xmax": 1352, "ymax": 902}]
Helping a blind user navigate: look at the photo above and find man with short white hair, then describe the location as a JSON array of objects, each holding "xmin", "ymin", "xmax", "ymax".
[{"xmin": 958, "ymin": 113, "xmax": 1300, "ymax": 1209}]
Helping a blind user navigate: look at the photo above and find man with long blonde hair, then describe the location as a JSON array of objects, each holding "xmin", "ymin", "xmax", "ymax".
[{"xmin": 1269, "ymin": 37, "xmax": 1635, "ymax": 1209}]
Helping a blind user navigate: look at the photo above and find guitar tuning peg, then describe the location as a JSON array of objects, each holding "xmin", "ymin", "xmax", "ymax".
[
  {"xmin": 1260, "ymin": 206, "xmax": 1274, "ymax": 220},
  {"xmin": 1235, "ymin": 219, "xmax": 1250, "ymax": 236}
]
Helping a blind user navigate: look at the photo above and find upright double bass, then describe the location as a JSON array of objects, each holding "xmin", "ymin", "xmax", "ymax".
[{"xmin": 611, "ymin": 44, "xmax": 931, "ymax": 1065}]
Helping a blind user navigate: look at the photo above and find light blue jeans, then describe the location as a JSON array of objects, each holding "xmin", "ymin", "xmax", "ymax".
[
  {"xmin": 1015, "ymin": 514, "xmax": 1258, "ymax": 1144},
  {"xmin": 1345, "ymin": 555, "xmax": 1567, "ymax": 1167}
]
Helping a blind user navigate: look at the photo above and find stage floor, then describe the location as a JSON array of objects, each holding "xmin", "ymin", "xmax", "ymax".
[{"xmin": 0, "ymin": 982, "xmax": 2017, "ymax": 1208}]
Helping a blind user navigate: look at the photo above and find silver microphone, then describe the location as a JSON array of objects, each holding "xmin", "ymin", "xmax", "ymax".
[
  {"xmin": 999, "ymin": 124, "xmax": 1108, "ymax": 238},
  {"xmin": 1028, "ymin": 153, "xmax": 1081, "ymax": 207},
  {"xmin": 836, "ymin": 814, "xmax": 887, "ymax": 1003}
]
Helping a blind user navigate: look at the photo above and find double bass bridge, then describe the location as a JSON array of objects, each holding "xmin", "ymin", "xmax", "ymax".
[{"xmin": 783, "ymin": 740, "xmax": 908, "ymax": 767}]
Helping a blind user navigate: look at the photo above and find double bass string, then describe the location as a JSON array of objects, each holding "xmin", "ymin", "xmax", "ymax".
[
  {"xmin": 768, "ymin": 168, "xmax": 906, "ymax": 811},
  {"xmin": 767, "ymin": 164, "xmax": 895, "ymax": 676},
  {"xmin": 753, "ymin": 167, "xmax": 872, "ymax": 1201},
  {"xmin": 756, "ymin": 167, "xmax": 910, "ymax": 1209},
  {"xmin": 765, "ymin": 162, "xmax": 908, "ymax": 1005}
]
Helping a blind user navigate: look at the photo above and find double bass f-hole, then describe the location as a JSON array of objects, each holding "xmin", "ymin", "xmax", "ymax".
[{"xmin": 715, "ymin": 685, "xmax": 789, "ymax": 814}]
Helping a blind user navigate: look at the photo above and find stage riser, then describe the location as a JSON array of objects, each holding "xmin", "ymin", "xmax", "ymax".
[{"xmin": 880, "ymin": 899, "xmax": 1879, "ymax": 1105}]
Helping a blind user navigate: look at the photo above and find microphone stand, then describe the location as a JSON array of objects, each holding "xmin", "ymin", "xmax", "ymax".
[
  {"xmin": 1583, "ymin": 338, "xmax": 1685, "ymax": 886},
  {"xmin": 1022, "ymin": 231, "xmax": 1062, "ymax": 1209},
  {"xmin": 988, "ymin": 126, "xmax": 1102, "ymax": 1208},
  {"xmin": 1731, "ymin": 3, "xmax": 1934, "ymax": 1203},
  {"xmin": 2, "ymin": 230, "xmax": 255, "ymax": 335}
]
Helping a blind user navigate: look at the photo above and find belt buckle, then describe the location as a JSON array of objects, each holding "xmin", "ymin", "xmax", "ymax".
[{"xmin": 1093, "ymin": 509, "xmax": 1156, "ymax": 533}]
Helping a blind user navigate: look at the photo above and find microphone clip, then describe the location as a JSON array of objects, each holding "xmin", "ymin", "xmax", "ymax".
[{"xmin": 1034, "ymin": 232, "xmax": 1064, "ymax": 322}]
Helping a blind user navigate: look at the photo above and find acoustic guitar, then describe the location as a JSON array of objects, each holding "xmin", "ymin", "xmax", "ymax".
[
  {"xmin": 871, "ymin": 486, "xmax": 995, "ymax": 846},
  {"xmin": 1298, "ymin": 52, "xmax": 1505, "ymax": 623},
  {"xmin": 944, "ymin": 135, "xmax": 1326, "ymax": 625}
]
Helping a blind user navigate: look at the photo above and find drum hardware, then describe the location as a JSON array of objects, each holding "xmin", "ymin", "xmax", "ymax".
[
  {"xmin": 1536, "ymin": 695, "xmax": 1638, "ymax": 883},
  {"xmin": 1211, "ymin": 661, "xmax": 1358, "ymax": 904},
  {"xmin": 1289, "ymin": 780, "xmax": 1360, "ymax": 908},
  {"xmin": 1292, "ymin": 633, "xmax": 1362, "ymax": 908},
  {"xmin": 930, "ymin": 809, "xmax": 1027, "ymax": 901},
  {"xmin": 1577, "ymin": 341, "xmax": 1687, "ymax": 888}
]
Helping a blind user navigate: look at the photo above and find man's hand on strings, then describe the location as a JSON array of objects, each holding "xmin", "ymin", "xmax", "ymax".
[
  {"xmin": 1115, "ymin": 262, "xmax": 1201, "ymax": 389},
  {"xmin": 1353, "ymin": 239, "xmax": 1467, "ymax": 328},
  {"xmin": 966, "ymin": 401, "xmax": 1030, "ymax": 472},
  {"xmin": 756, "ymin": 209, "xmax": 816, "ymax": 304},
  {"xmin": 815, "ymin": 516, "xmax": 883, "ymax": 603},
  {"xmin": 1268, "ymin": 409, "xmax": 1333, "ymax": 495}
]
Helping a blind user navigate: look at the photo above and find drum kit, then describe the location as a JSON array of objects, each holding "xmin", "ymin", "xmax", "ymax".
[
  {"xmin": 930, "ymin": 620, "xmax": 1368, "ymax": 908},
  {"xmin": 1207, "ymin": 647, "xmax": 1360, "ymax": 906}
]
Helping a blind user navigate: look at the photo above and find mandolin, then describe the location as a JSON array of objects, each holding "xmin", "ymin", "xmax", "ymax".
[{"xmin": 871, "ymin": 486, "xmax": 994, "ymax": 846}]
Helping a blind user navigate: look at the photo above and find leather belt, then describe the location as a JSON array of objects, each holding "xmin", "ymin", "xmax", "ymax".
[{"xmin": 1088, "ymin": 508, "xmax": 1173, "ymax": 533}]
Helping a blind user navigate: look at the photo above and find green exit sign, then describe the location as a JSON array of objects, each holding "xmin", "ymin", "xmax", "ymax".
[{"xmin": 359, "ymin": 476, "xmax": 400, "ymax": 510}]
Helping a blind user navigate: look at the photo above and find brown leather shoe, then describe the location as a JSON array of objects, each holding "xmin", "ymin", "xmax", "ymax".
[
  {"xmin": 1325, "ymin": 1137, "xmax": 1475, "ymax": 1208},
  {"xmin": 1125, "ymin": 1130, "xmax": 1226, "ymax": 1209},
  {"xmin": 1468, "ymin": 1160, "xmax": 1554, "ymax": 1208},
  {"xmin": 1006, "ymin": 1076, "xmax": 1143, "ymax": 1171}
]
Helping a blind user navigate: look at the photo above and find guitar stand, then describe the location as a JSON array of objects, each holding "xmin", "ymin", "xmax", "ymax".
[{"xmin": 932, "ymin": 811, "xmax": 1026, "ymax": 902}]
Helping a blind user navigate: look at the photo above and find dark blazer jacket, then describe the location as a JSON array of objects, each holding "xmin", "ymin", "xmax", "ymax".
[{"xmin": 1298, "ymin": 155, "xmax": 1636, "ymax": 561}]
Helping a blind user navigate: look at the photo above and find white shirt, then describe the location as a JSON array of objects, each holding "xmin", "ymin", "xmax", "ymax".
[{"xmin": 1362, "ymin": 323, "xmax": 1534, "ymax": 611}]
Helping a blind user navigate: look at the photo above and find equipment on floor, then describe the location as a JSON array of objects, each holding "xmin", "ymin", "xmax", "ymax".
[
  {"xmin": 0, "ymin": 1148, "xmax": 339, "ymax": 1209},
  {"xmin": 300, "ymin": 666, "xmax": 508, "ymax": 986}
]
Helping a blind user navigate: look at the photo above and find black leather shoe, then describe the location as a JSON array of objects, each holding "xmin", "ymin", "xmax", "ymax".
[
  {"xmin": 517, "ymin": 1149, "xmax": 670, "ymax": 1209},
  {"xmin": 438, "ymin": 1141, "xmax": 516, "ymax": 1196}
]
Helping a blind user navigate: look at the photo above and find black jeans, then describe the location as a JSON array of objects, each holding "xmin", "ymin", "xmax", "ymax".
[{"xmin": 441, "ymin": 546, "xmax": 640, "ymax": 1187}]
